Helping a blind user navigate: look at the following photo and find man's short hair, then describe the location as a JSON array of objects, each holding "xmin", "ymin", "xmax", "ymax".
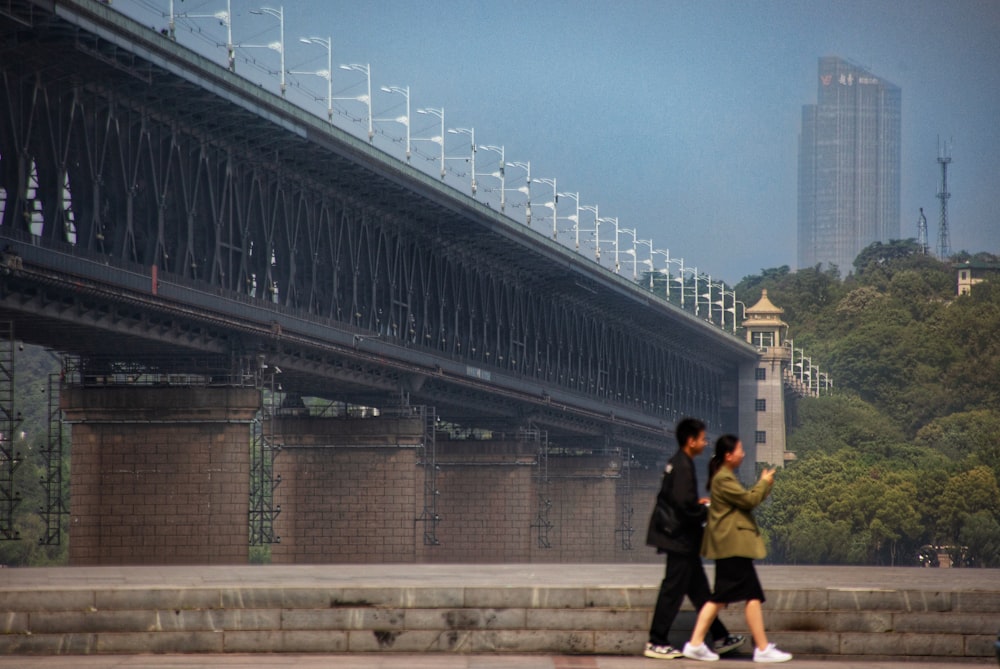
[{"xmin": 676, "ymin": 417, "xmax": 706, "ymax": 448}]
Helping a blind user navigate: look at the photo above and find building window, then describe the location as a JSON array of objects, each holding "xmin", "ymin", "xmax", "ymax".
[
  {"xmin": 755, "ymin": 431, "xmax": 767, "ymax": 444},
  {"xmin": 751, "ymin": 331, "xmax": 775, "ymax": 348},
  {"xmin": 755, "ymin": 367, "xmax": 767, "ymax": 381},
  {"xmin": 755, "ymin": 398, "xmax": 767, "ymax": 412},
  {"xmin": 960, "ymin": 270, "xmax": 968, "ymax": 280}
]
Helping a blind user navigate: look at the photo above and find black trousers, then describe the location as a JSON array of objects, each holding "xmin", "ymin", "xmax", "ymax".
[{"xmin": 648, "ymin": 550, "xmax": 729, "ymax": 645}]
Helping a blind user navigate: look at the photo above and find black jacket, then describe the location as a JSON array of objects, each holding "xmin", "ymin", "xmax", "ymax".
[{"xmin": 645, "ymin": 449, "xmax": 708, "ymax": 555}]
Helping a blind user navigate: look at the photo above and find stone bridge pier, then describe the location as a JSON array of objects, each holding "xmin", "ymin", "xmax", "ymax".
[
  {"xmin": 62, "ymin": 386, "xmax": 260, "ymax": 565},
  {"xmin": 270, "ymin": 413, "xmax": 665, "ymax": 564}
]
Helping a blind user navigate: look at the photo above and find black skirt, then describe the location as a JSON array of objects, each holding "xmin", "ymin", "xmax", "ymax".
[{"xmin": 711, "ymin": 556, "xmax": 766, "ymax": 604}]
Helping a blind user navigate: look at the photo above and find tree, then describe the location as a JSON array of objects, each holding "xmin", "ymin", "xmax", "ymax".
[
  {"xmin": 935, "ymin": 466, "xmax": 1000, "ymax": 544},
  {"xmin": 852, "ymin": 239, "xmax": 922, "ymax": 276},
  {"xmin": 959, "ymin": 511, "xmax": 1000, "ymax": 567}
]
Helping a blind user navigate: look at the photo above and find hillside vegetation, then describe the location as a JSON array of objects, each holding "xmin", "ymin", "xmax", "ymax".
[{"xmin": 736, "ymin": 242, "xmax": 1000, "ymax": 566}]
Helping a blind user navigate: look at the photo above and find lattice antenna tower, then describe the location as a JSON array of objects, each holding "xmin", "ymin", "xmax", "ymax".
[
  {"xmin": 936, "ymin": 138, "xmax": 952, "ymax": 260},
  {"xmin": 916, "ymin": 208, "xmax": 929, "ymax": 255}
]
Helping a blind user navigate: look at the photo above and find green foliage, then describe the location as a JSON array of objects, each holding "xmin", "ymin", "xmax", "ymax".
[
  {"xmin": 748, "ymin": 241, "xmax": 1000, "ymax": 567},
  {"xmin": 0, "ymin": 345, "xmax": 65, "ymax": 566}
]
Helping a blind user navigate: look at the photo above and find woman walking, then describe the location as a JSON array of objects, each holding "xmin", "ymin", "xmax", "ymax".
[{"xmin": 681, "ymin": 435, "xmax": 793, "ymax": 663}]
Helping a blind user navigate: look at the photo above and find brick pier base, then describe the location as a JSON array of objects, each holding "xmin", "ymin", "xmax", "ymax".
[
  {"xmin": 271, "ymin": 416, "xmax": 666, "ymax": 564},
  {"xmin": 62, "ymin": 386, "xmax": 260, "ymax": 565}
]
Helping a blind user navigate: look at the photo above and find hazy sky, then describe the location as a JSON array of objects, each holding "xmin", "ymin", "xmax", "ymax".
[{"xmin": 125, "ymin": 0, "xmax": 999, "ymax": 284}]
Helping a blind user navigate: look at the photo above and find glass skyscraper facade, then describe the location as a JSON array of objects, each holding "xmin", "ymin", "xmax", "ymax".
[{"xmin": 798, "ymin": 57, "xmax": 901, "ymax": 274}]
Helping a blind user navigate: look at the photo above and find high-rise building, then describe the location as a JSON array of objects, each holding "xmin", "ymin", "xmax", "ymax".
[{"xmin": 798, "ymin": 57, "xmax": 901, "ymax": 274}]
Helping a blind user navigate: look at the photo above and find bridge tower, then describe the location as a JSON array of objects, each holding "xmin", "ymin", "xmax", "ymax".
[{"xmin": 738, "ymin": 290, "xmax": 792, "ymax": 472}]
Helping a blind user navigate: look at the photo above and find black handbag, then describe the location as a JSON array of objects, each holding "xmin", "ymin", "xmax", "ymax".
[{"xmin": 652, "ymin": 499, "xmax": 681, "ymax": 535}]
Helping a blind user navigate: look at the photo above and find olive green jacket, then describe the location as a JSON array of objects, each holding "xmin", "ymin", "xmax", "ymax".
[{"xmin": 701, "ymin": 467, "xmax": 773, "ymax": 560}]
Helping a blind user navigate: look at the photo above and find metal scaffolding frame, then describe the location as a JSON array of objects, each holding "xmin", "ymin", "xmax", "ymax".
[
  {"xmin": 249, "ymin": 363, "xmax": 281, "ymax": 546},
  {"xmin": 615, "ymin": 447, "xmax": 636, "ymax": 551},
  {"xmin": 526, "ymin": 425, "xmax": 553, "ymax": 549},
  {"xmin": 0, "ymin": 321, "xmax": 19, "ymax": 540},
  {"xmin": 415, "ymin": 403, "xmax": 440, "ymax": 547},
  {"xmin": 38, "ymin": 369, "xmax": 67, "ymax": 545}
]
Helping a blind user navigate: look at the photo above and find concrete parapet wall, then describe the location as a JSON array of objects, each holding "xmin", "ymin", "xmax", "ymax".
[
  {"xmin": 62, "ymin": 386, "xmax": 259, "ymax": 565},
  {"xmin": 0, "ymin": 565, "xmax": 995, "ymax": 659}
]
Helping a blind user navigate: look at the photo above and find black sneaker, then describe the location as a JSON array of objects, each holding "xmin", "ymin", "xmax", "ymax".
[
  {"xmin": 644, "ymin": 642, "xmax": 683, "ymax": 659},
  {"xmin": 713, "ymin": 634, "xmax": 746, "ymax": 655}
]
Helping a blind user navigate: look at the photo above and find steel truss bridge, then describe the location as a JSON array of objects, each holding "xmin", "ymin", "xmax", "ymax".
[{"xmin": 0, "ymin": 0, "xmax": 757, "ymax": 534}]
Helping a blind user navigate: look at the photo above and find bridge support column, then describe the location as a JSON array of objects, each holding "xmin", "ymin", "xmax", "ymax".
[
  {"xmin": 62, "ymin": 386, "xmax": 259, "ymax": 565},
  {"xmin": 270, "ymin": 415, "xmax": 424, "ymax": 564}
]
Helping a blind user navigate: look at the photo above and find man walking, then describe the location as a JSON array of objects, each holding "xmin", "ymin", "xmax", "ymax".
[{"xmin": 644, "ymin": 417, "xmax": 745, "ymax": 659}]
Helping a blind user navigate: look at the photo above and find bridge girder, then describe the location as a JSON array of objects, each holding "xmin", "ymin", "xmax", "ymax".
[{"xmin": 0, "ymin": 0, "xmax": 757, "ymax": 456}]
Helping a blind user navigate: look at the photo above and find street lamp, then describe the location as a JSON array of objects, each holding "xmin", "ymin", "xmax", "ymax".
[
  {"xmin": 337, "ymin": 64, "xmax": 373, "ymax": 142},
  {"xmin": 578, "ymin": 204, "xmax": 600, "ymax": 259},
  {"xmin": 557, "ymin": 192, "xmax": 580, "ymax": 249},
  {"xmin": 244, "ymin": 6, "xmax": 285, "ymax": 96},
  {"xmin": 636, "ymin": 238, "xmax": 654, "ymax": 289},
  {"xmin": 174, "ymin": 0, "xmax": 233, "ymax": 70},
  {"xmin": 377, "ymin": 85, "xmax": 411, "ymax": 161},
  {"xmin": 415, "ymin": 107, "xmax": 445, "ymax": 178},
  {"xmin": 700, "ymin": 276, "xmax": 721, "ymax": 322},
  {"xmin": 651, "ymin": 248, "xmax": 673, "ymax": 298},
  {"xmin": 598, "ymin": 216, "xmax": 619, "ymax": 271},
  {"xmin": 293, "ymin": 36, "xmax": 332, "ymax": 123},
  {"xmin": 477, "ymin": 145, "xmax": 505, "ymax": 211},
  {"xmin": 166, "ymin": 0, "xmax": 178, "ymax": 41},
  {"xmin": 506, "ymin": 161, "xmax": 531, "ymax": 225},
  {"xmin": 533, "ymin": 177, "xmax": 558, "ymax": 240},
  {"xmin": 725, "ymin": 293, "xmax": 746, "ymax": 335},
  {"xmin": 446, "ymin": 127, "xmax": 475, "ymax": 195},
  {"xmin": 619, "ymin": 227, "xmax": 638, "ymax": 279},
  {"xmin": 709, "ymin": 281, "xmax": 730, "ymax": 327},
  {"xmin": 675, "ymin": 264, "xmax": 697, "ymax": 309}
]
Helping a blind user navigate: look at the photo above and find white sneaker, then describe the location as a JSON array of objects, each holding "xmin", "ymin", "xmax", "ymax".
[
  {"xmin": 753, "ymin": 643, "xmax": 793, "ymax": 663},
  {"xmin": 682, "ymin": 641, "xmax": 720, "ymax": 662}
]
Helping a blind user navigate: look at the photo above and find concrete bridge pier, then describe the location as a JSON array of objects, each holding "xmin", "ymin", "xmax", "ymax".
[{"xmin": 62, "ymin": 386, "xmax": 260, "ymax": 565}]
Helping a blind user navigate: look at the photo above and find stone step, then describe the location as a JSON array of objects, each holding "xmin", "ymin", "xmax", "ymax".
[{"xmin": 0, "ymin": 564, "xmax": 996, "ymax": 660}]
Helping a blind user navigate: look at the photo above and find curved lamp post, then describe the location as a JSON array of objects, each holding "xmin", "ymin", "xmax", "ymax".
[
  {"xmin": 244, "ymin": 6, "xmax": 285, "ymax": 95},
  {"xmin": 506, "ymin": 161, "xmax": 531, "ymax": 225},
  {"xmin": 533, "ymin": 177, "xmax": 558, "ymax": 240},
  {"xmin": 636, "ymin": 238, "xmax": 654, "ymax": 289},
  {"xmin": 337, "ymin": 64, "xmax": 373, "ymax": 142},
  {"xmin": 175, "ymin": 0, "xmax": 234, "ymax": 70},
  {"xmin": 292, "ymin": 36, "xmax": 332, "ymax": 122},
  {"xmin": 557, "ymin": 191, "xmax": 580, "ymax": 249},
  {"xmin": 619, "ymin": 227, "xmax": 638, "ymax": 279},
  {"xmin": 415, "ymin": 107, "xmax": 445, "ymax": 178},
  {"xmin": 447, "ymin": 127, "xmax": 475, "ymax": 195},
  {"xmin": 477, "ymin": 144, "xmax": 505, "ymax": 211},
  {"xmin": 377, "ymin": 85, "xmax": 411, "ymax": 161},
  {"xmin": 578, "ymin": 204, "xmax": 600, "ymax": 259}
]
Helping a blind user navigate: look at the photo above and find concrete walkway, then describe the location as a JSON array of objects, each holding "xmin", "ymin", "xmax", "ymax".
[
  {"xmin": 2, "ymin": 562, "xmax": 997, "ymax": 592},
  {"xmin": 0, "ymin": 654, "xmax": 992, "ymax": 668}
]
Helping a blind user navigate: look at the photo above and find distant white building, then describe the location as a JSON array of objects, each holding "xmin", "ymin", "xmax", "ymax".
[{"xmin": 955, "ymin": 261, "xmax": 1000, "ymax": 296}]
